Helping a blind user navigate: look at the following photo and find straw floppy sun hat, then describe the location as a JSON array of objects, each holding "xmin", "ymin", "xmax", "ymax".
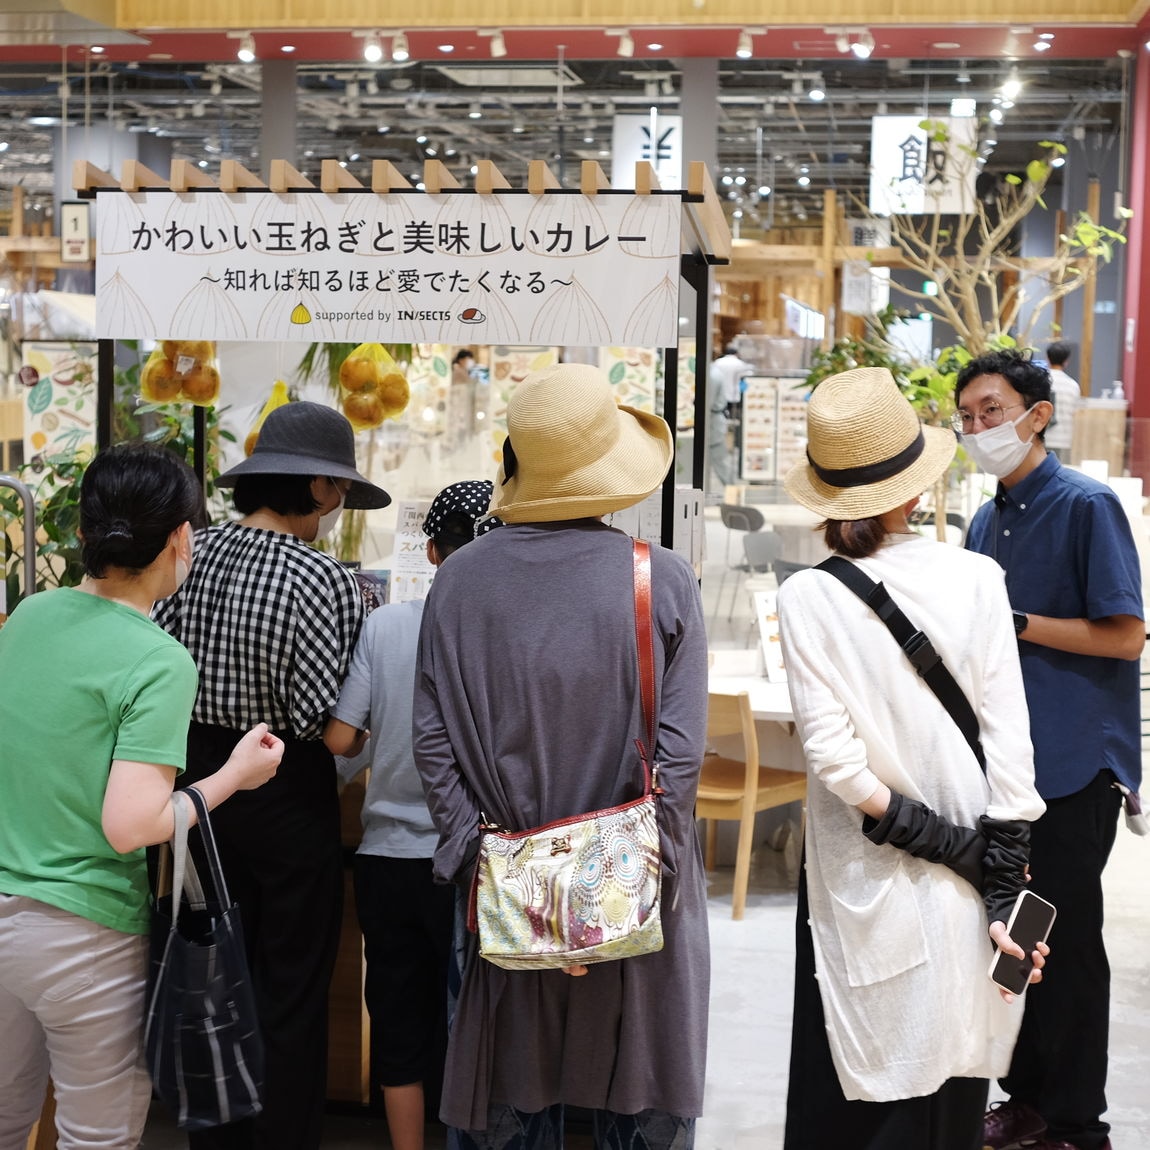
[
  {"xmin": 784, "ymin": 367, "xmax": 956, "ymax": 521},
  {"xmin": 491, "ymin": 363, "xmax": 673, "ymax": 523}
]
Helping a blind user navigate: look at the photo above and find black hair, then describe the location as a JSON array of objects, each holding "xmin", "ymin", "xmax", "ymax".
[
  {"xmin": 954, "ymin": 349, "xmax": 1052, "ymax": 440},
  {"xmin": 431, "ymin": 510, "xmax": 481, "ymax": 559},
  {"xmin": 823, "ymin": 516, "xmax": 887, "ymax": 559},
  {"xmin": 452, "ymin": 349, "xmax": 475, "ymax": 365},
  {"xmin": 81, "ymin": 443, "xmax": 205, "ymax": 579},
  {"xmin": 1046, "ymin": 341, "xmax": 1072, "ymax": 367},
  {"xmin": 231, "ymin": 473, "xmax": 321, "ymax": 517}
]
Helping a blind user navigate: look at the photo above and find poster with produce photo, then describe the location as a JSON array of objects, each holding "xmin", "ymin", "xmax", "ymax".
[{"xmin": 21, "ymin": 342, "xmax": 98, "ymax": 464}]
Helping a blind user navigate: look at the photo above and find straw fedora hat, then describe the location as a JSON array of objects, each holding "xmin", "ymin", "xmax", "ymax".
[
  {"xmin": 784, "ymin": 367, "xmax": 956, "ymax": 521},
  {"xmin": 491, "ymin": 363, "xmax": 673, "ymax": 523},
  {"xmin": 216, "ymin": 401, "xmax": 390, "ymax": 510}
]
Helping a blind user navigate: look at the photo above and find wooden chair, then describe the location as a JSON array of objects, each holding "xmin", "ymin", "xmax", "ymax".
[{"xmin": 697, "ymin": 691, "xmax": 807, "ymax": 920}]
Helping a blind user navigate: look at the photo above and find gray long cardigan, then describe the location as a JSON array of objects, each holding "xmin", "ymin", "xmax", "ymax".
[{"xmin": 413, "ymin": 519, "xmax": 710, "ymax": 1129}]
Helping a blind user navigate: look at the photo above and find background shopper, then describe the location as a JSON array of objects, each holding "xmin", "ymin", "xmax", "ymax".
[
  {"xmin": 0, "ymin": 443, "xmax": 282, "ymax": 1150},
  {"xmin": 413, "ymin": 364, "xmax": 710, "ymax": 1149},
  {"xmin": 777, "ymin": 368, "xmax": 1047, "ymax": 1150},
  {"xmin": 957, "ymin": 350, "xmax": 1143, "ymax": 1150},
  {"xmin": 155, "ymin": 402, "xmax": 390, "ymax": 1150},
  {"xmin": 325, "ymin": 480, "xmax": 496, "ymax": 1150}
]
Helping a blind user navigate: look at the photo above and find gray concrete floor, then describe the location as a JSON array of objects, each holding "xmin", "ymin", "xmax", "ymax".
[{"xmin": 139, "ymin": 501, "xmax": 1150, "ymax": 1147}]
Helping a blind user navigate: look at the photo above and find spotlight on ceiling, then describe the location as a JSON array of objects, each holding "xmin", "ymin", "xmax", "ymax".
[
  {"xmin": 236, "ymin": 32, "xmax": 256, "ymax": 63},
  {"xmin": 363, "ymin": 31, "xmax": 383, "ymax": 63},
  {"xmin": 808, "ymin": 77, "xmax": 826, "ymax": 101},
  {"xmin": 1000, "ymin": 68, "xmax": 1022, "ymax": 100},
  {"xmin": 468, "ymin": 100, "xmax": 482, "ymax": 119},
  {"xmin": 831, "ymin": 27, "xmax": 873, "ymax": 59},
  {"xmin": 607, "ymin": 28, "xmax": 634, "ymax": 58},
  {"xmin": 391, "ymin": 30, "xmax": 410, "ymax": 62},
  {"xmin": 736, "ymin": 30, "xmax": 753, "ymax": 59},
  {"xmin": 950, "ymin": 97, "xmax": 977, "ymax": 117}
]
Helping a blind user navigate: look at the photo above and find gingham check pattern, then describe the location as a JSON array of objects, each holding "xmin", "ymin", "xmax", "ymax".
[{"xmin": 155, "ymin": 521, "xmax": 363, "ymax": 741}]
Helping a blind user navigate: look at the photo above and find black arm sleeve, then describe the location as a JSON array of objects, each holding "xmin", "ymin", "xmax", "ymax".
[
  {"xmin": 979, "ymin": 816, "xmax": 1031, "ymax": 926},
  {"xmin": 862, "ymin": 789, "xmax": 986, "ymax": 889}
]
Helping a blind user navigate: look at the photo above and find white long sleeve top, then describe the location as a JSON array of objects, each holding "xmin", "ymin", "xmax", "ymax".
[{"xmin": 778, "ymin": 532, "xmax": 1045, "ymax": 1103}]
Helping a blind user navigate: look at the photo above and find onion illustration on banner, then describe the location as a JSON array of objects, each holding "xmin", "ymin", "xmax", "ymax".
[
  {"xmin": 171, "ymin": 276, "xmax": 248, "ymax": 340},
  {"xmin": 98, "ymin": 271, "xmax": 157, "ymax": 335},
  {"xmin": 624, "ymin": 275, "xmax": 679, "ymax": 347},
  {"xmin": 99, "ymin": 195, "xmax": 147, "ymax": 256},
  {"xmin": 618, "ymin": 196, "xmax": 681, "ymax": 259},
  {"xmin": 530, "ymin": 276, "xmax": 610, "ymax": 345}
]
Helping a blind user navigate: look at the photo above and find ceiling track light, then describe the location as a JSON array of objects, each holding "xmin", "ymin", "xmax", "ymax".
[
  {"xmin": 362, "ymin": 30, "xmax": 384, "ymax": 64},
  {"xmin": 736, "ymin": 30, "xmax": 753, "ymax": 59},
  {"xmin": 607, "ymin": 28, "xmax": 634, "ymax": 58},
  {"xmin": 391, "ymin": 30, "xmax": 410, "ymax": 62},
  {"xmin": 233, "ymin": 31, "xmax": 256, "ymax": 63},
  {"xmin": 468, "ymin": 100, "xmax": 482, "ymax": 119},
  {"xmin": 830, "ymin": 27, "xmax": 874, "ymax": 59}
]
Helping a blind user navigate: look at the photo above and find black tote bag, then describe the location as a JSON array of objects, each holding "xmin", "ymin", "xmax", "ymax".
[{"xmin": 144, "ymin": 785, "xmax": 264, "ymax": 1130}]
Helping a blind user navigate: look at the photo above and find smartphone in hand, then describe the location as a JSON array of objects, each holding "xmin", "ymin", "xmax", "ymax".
[{"xmin": 989, "ymin": 890, "xmax": 1057, "ymax": 996}]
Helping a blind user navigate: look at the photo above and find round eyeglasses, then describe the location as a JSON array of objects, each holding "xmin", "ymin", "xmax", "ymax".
[{"xmin": 950, "ymin": 402, "xmax": 1025, "ymax": 434}]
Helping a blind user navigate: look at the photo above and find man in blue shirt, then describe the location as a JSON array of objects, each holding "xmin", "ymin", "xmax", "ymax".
[{"xmin": 955, "ymin": 350, "xmax": 1144, "ymax": 1150}]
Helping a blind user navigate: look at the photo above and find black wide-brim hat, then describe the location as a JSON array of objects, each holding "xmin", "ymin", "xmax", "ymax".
[{"xmin": 216, "ymin": 401, "xmax": 391, "ymax": 510}]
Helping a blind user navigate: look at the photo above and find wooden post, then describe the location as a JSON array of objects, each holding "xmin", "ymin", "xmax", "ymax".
[
  {"xmin": 820, "ymin": 190, "xmax": 837, "ymax": 350},
  {"xmin": 1079, "ymin": 180, "xmax": 1100, "ymax": 396}
]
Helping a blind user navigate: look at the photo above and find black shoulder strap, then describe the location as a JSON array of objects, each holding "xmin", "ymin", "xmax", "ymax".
[{"xmin": 816, "ymin": 555, "xmax": 986, "ymax": 773}]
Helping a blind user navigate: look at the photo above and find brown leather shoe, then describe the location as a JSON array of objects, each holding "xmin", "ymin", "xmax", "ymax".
[{"xmin": 983, "ymin": 1100, "xmax": 1047, "ymax": 1149}]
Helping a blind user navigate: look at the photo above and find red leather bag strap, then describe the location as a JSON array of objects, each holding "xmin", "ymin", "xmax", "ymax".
[{"xmin": 633, "ymin": 540, "xmax": 657, "ymax": 794}]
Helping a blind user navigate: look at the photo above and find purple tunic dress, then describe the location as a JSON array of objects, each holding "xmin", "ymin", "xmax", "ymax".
[{"xmin": 413, "ymin": 519, "xmax": 710, "ymax": 1129}]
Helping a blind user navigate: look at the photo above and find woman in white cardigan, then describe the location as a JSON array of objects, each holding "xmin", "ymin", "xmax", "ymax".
[{"xmin": 777, "ymin": 368, "xmax": 1048, "ymax": 1150}]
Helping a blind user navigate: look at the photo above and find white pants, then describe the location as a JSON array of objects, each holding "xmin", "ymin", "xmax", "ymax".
[{"xmin": 0, "ymin": 894, "xmax": 153, "ymax": 1150}]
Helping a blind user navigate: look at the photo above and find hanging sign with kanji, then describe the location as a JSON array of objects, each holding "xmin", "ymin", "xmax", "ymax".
[
  {"xmin": 868, "ymin": 116, "xmax": 978, "ymax": 216},
  {"xmin": 94, "ymin": 190, "xmax": 683, "ymax": 345}
]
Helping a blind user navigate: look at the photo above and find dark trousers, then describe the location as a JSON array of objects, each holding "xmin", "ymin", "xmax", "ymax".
[
  {"xmin": 1001, "ymin": 769, "xmax": 1122, "ymax": 1150},
  {"xmin": 181, "ymin": 723, "xmax": 344, "ymax": 1150},
  {"xmin": 354, "ymin": 854, "xmax": 454, "ymax": 1094},
  {"xmin": 784, "ymin": 869, "xmax": 988, "ymax": 1150}
]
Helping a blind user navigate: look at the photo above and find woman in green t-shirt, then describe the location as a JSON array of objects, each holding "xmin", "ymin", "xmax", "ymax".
[{"xmin": 0, "ymin": 443, "xmax": 283, "ymax": 1150}]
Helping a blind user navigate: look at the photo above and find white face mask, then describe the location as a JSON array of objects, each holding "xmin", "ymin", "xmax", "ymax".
[
  {"xmin": 314, "ymin": 494, "xmax": 345, "ymax": 542},
  {"xmin": 961, "ymin": 405, "xmax": 1037, "ymax": 479}
]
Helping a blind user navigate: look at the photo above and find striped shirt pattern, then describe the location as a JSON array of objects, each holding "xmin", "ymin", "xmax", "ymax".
[{"xmin": 154, "ymin": 521, "xmax": 363, "ymax": 741}]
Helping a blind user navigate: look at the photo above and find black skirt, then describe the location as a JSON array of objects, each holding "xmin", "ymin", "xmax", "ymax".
[{"xmin": 783, "ymin": 863, "xmax": 988, "ymax": 1150}]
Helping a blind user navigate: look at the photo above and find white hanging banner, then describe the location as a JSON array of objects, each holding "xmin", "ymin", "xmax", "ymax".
[
  {"xmin": 868, "ymin": 116, "xmax": 978, "ymax": 216},
  {"xmin": 841, "ymin": 262, "xmax": 891, "ymax": 316},
  {"xmin": 611, "ymin": 114, "xmax": 683, "ymax": 190},
  {"xmin": 94, "ymin": 190, "xmax": 682, "ymax": 345}
]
